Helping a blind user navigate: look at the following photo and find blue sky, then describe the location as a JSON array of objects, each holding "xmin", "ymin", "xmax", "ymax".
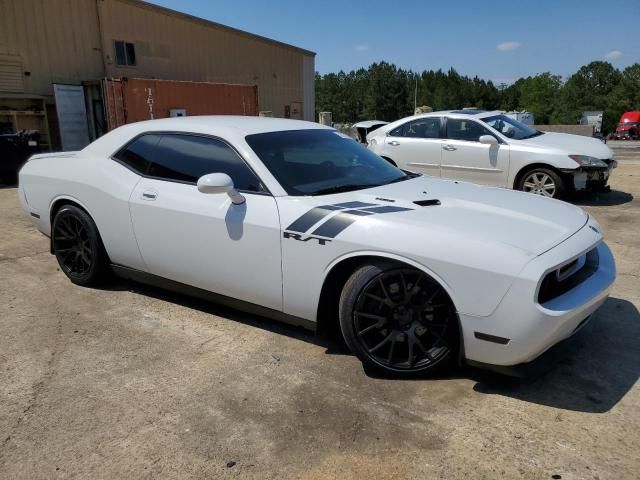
[{"xmin": 147, "ymin": 0, "xmax": 639, "ymax": 84}]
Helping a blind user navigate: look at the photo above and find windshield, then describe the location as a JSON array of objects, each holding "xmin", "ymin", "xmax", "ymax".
[
  {"xmin": 481, "ymin": 114, "xmax": 542, "ymax": 140},
  {"xmin": 245, "ymin": 129, "xmax": 412, "ymax": 196}
]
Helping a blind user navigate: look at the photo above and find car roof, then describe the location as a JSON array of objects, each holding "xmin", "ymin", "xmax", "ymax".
[
  {"xmin": 418, "ymin": 110, "xmax": 502, "ymax": 118},
  {"xmin": 82, "ymin": 116, "xmax": 333, "ymax": 155},
  {"xmin": 380, "ymin": 110, "xmax": 503, "ymax": 128},
  {"xmin": 115, "ymin": 115, "xmax": 330, "ymax": 135}
]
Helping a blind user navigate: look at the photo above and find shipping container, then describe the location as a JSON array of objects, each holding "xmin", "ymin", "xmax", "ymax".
[{"xmin": 102, "ymin": 78, "xmax": 258, "ymax": 130}]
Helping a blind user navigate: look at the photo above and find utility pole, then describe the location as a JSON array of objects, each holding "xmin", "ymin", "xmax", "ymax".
[{"xmin": 414, "ymin": 75, "xmax": 418, "ymax": 113}]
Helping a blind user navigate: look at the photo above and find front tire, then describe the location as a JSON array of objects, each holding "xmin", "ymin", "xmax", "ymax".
[
  {"xmin": 339, "ymin": 263, "xmax": 458, "ymax": 376},
  {"xmin": 52, "ymin": 205, "xmax": 109, "ymax": 286},
  {"xmin": 518, "ymin": 167, "xmax": 566, "ymax": 199}
]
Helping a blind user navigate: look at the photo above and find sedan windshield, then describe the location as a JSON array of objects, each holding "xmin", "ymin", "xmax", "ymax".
[
  {"xmin": 481, "ymin": 114, "xmax": 542, "ymax": 140},
  {"xmin": 245, "ymin": 129, "xmax": 413, "ymax": 196}
]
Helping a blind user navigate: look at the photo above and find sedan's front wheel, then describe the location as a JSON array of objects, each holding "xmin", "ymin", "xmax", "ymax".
[
  {"xmin": 339, "ymin": 263, "xmax": 458, "ymax": 376},
  {"xmin": 518, "ymin": 167, "xmax": 566, "ymax": 199}
]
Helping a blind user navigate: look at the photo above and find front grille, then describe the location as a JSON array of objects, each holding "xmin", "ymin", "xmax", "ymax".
[{"xmin": 538, "ymin": 248, "xmax": 599, "ymax": 304}]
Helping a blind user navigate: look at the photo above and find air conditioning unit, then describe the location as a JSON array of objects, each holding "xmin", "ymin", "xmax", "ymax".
[{"xmin": 169, "ymin": 108, "xmax": 187, "ymax": 117}]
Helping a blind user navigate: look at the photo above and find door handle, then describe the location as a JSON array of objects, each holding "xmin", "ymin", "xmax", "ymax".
[
  {"xmin": 142, "ymin": 190, "xmax": 157, "ymax": 201},
  {"xmin": 442, "ymin": 145, "xmax": 457, "ymax": 151},
  {"xmin": 389, "ymin": 140, "xmax": 400, "ymax": 146}
]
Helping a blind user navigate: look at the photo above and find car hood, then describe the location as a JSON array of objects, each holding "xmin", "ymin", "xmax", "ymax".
[
  {"xmin": 304, "ymin": 177, "xmax": 588, "ymax": 256},
  {"xmin": 518, "ymin": 132, "xmax": 613, "ymax": 159}
]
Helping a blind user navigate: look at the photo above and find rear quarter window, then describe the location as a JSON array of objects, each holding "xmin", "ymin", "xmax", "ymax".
[{"xmin": 113, "ymin": 134, "xmax": 161, "ymax": 174}]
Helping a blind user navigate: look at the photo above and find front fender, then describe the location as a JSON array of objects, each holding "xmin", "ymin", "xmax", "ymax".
[{"xmin": 323, "ymin": 250, "xmax": 460, "ymax": 312}]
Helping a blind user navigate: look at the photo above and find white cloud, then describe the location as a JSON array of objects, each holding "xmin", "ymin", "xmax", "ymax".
[
  {"xmin": 496, "ymin": 41, "xmax": 521, "ymax": 52},
  {"xmin": 355, "ymin": 44, "xmax": 369, "ymax": 52},
  {"xmin": 604, "ymin": 50, "xmax": 623, "ymax": 60}
]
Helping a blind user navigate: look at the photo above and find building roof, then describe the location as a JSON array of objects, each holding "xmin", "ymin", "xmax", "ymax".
[{"xmin": 130, "ymin": 0, "xmax": 315, "ymax": 56}]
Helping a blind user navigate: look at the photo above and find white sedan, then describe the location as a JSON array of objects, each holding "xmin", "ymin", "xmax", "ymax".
[
  {"xmin": 18, "ymin": 116, "xmax": 615, "ymax": 376},
  {"xmin": 367, "ymin": 110, "xmax": 616, "ymax": 199}
]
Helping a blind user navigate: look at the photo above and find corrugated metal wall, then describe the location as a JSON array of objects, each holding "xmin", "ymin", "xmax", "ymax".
[
  {"xmin": 0, "ymin": 0, "xmax": 315, "ymax": 119},
  {"xmin": 0, "ymin": 0, "xmax": 104, "ymax": 96},
  {"xmin": 98, "ymin": 0, "xmax": 314, "ymax": 119},
  {"xmin": 103, "ymin": 78, "xmax": 259, "ymax": 130}
]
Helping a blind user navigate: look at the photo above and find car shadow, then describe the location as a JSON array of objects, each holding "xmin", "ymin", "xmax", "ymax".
[
  {"xmin": 471, "ymin": 297, "xmax": 640, "ymax": 413},
  {"xmin": 98, "ymin": 276, "xmax": 352, "ymax": 355},
  {"xmin": 98, "ymin": 278, "xmax": 639, "ymax": 412},
  {"xmin": 571, "ymin": 189, "xmax": 634, "ymax": 207}
]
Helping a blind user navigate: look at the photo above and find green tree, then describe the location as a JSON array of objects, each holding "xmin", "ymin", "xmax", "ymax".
[
  {"xmin": 315, "ymin": 60, "xmax": 638, "ymax": 132},
  {"xmin": 554, "ymin": 61, "xmax": 622, "ymax": 129},
  {"xmin": 605, "ymin": 63, "xmax": 640, "ymax": 132},
  {"xmin": 514, "ymin": 73, "xmax": 562, "ymax": 124}
]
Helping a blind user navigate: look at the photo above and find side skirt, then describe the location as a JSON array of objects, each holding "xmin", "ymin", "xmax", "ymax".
[{"xmin": 110, "ymin": 264, "xmax": 317, "ymax": 332}]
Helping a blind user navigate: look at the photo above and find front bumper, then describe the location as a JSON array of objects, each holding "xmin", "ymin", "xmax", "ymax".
[
  {"xmin": 568, "ymin": 161, "xmax": 617, "ymax": 191},
  {"xmin": 460, "ymin": 224, "xmax": 615, "ymax": 368},
  {"xmin": 466, "ymin": 314, "xmax": 593, "ymax": 377}
]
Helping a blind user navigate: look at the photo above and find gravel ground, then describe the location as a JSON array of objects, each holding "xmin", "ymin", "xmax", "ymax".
[{"xmin": 0, "ymin": 141, "xmax": 638, "ymax": 479}]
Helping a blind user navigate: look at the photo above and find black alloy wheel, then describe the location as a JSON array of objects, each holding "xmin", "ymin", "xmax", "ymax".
[
  {"xmin": 340, "ymin": 264, "xmax": 458, "ymax": 375},
  {"xmin": 52, "ymin": 205, "xmax": 108, "ymax": 285}
]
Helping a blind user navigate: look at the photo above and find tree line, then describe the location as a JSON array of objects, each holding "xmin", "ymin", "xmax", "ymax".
[{"xmin": 315, "ymin": 61, "xmax": 640, "ymax": 133}]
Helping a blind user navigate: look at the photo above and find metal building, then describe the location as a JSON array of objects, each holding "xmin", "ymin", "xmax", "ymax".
[{"xmin": 0, "ymin": 0, "xmax": 315, "ymax": 150}]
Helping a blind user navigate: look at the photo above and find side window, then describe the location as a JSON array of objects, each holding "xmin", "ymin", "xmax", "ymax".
[
  {"xmin": 446, "ymin": 118, "xmax": 495, "ymax": 142},
  {"xmin": 148, "ymin": 134, "xmax": 263, "ymax": 192},
  {"xmin": 113, "ymin": 134, "xmax": 161, "ymax": 174},
  {"xmin": 389, "ymin": 118, "xmax": 441, "ymax": 139}
]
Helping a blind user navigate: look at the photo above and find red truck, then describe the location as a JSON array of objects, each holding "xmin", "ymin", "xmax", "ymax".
[{"xmin": 611, "ymin": 111, "xmax": 640, "ymax": 140}]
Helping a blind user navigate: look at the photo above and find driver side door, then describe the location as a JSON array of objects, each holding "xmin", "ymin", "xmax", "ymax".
[
  {"xmin": 440, "ymin": 118, "xmax": 510, "ymax": 187},
  {"xmin": 117, "ymin": 133, "xmax": 283, "ymax": 311}
]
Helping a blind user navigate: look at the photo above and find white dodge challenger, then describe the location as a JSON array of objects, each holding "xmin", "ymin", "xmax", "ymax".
[{"xmin": 18, "ymin": 117, "xmax": 615, "ymax": 376}]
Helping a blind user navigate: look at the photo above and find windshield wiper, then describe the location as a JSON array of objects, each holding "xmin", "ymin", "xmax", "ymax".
[
  {"xmin": 309, "ymin": 184, "xmax": 380, "ymax": 196},
  {"xmin": 309, "ymin": 173, "xmax": 419, "ymax": 196},
  {"xmin": 522, "ymin": 131, "xmax": 544, "ymax": 139},
  {"xmin": 389, "ymin": 172, "xmax": 420, "ymax": 183}
]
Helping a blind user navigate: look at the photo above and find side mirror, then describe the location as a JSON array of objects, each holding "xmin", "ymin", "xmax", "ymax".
[
  {"xmin": 479, "ymin": 135, "xmax": 499, "ymax": 145},
  {"xmin": 197, "ymin": 173, "xmax": 245, "ymax": 205}
]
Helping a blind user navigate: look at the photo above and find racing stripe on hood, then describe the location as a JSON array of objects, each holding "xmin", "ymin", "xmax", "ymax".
[
  {"xmin": 285, "ymin": 201, "xmax": 377, "ymax": 233},
  {"xmin": 285, "ymin": 202, "xmax": 413, "ymax": 240},
  {"xmin": 285, "ymin": 205, "xmax": 342, "ymax": 233},
  {"xmin": 311, "ymin": 210, "xmax": 374, "ymax": 238}
]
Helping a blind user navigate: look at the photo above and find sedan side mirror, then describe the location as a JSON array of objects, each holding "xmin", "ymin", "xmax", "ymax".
[
  {"xmin": 197, "ymin": 173, "xmax": 246, "ymax": 205},
  {"xmin": 479, "ymin": 135, "xmax": 499, "ymax": 145}
]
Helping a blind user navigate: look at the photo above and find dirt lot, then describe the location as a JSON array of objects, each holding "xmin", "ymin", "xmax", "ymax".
[{"xmin": 0, "ymin": 142, "xmax": 638, "ymax": 479}]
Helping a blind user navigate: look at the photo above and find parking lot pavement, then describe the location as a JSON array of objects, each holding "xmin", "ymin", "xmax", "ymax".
[{"xmin": 0, "ymin": 146, "xmax": 638, "ymax": 479}]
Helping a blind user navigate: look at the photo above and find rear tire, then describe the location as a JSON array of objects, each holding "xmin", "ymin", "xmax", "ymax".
[
  {"xmin": 517, "ymin": 167, "xmax": 566, "ymax": 199},
  {"xmin": 339, "ymin": 262, "xmax": 458, "ymax": 376},
  {"xmin": 52, "ymin": 205, "xmax": 109, "ymax": 286}
]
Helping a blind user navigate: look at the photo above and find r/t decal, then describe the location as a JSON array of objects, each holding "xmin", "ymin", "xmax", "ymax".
[{"xmin": 283, "ymin": 231, "xmax": 332, "ymax": 245}]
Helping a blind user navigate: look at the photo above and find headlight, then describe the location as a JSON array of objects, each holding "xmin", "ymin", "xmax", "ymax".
[{"xmin": 569, "ymin": 155, "xmax": 607, "ymax": 168}]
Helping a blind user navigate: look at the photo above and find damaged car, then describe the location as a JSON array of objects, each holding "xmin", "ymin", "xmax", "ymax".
[{"xmin": 367, "ymin": 110, "xmax": 617, "ymax": 199}]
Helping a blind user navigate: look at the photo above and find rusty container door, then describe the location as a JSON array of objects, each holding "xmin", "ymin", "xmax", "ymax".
[{"xmin": 102, "ymin": 78, "xmax": 258, "ymax": 130}]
